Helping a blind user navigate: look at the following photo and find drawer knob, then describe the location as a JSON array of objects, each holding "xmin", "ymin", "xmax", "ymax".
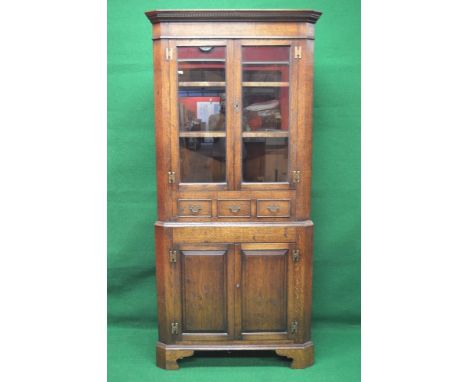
[
  {"xmin": 267, "ymin": 205, "xmax": 280, "ymax": 213},
  {"xmin": 188, "ymin": 205, "xmax": 202, "ymax": 214},
  {"xmin": 229, "ymin": 205, "xmax": 241, "ymax": 213}
]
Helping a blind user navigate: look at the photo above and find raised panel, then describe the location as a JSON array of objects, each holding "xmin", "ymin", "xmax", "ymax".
[
  {"xmin": 181, "ymin": 248, "xmax": 227, "ymax": 333},
  {"xmin": 241, "ymin": 248, "xmax": 288, "ymax": 332}
]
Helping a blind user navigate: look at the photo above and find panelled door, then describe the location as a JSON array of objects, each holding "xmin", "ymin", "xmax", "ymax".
[
  {"xmin": 236, "ymin": 243, "xmax": 295, "ymax": 341},
  {"xmin": 171, "ymin": 244, "xmax": 235, "ymax": 342},
  {"xmin": 171, "ymin": 242, "xmax": 300, "ymax": 342},
  {"xmin": 167, "ymin": 39, "xmax": 303, "ymax": 194}
]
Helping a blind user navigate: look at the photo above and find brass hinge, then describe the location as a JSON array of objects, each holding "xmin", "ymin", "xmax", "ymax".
[
  {"xmin": 294, "ymin": 46, "xmax": 302, "ymax": 59},
  {"xmin": 292, "ymin": 249, "xmax": 300, "ymax": 263},
  {"xmin": 291, "ymin": 320, "xmax": 298, "ymax": 334},
  {"xmin": 171, "ymin": 322, "xmax": 179, "ymax": 335},
  {"xmin": 169, "ymin": 250, "xmax": 177, "ymax": 263},
  {"xmin": 168, "ymin": 171, "xmax": 176, "ymax": 184},
  {"xmin": 292, "ymin": 170, "xmax": 301, "ymax": 183},
  {"xmin": 165, "ymin": 47, "xmax": 173, "ymax": 61}
]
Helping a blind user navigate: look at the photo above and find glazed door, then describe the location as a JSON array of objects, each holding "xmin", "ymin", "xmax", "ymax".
[
  {"xmin": 233, "ymin": 41, "xmax": 301, "ymax": 191},
  {"xmin": 169, "ymin": 40, "xmax": 235, "ymax": 191},
  {"xmin": 235, "ymin": 243, "xmax": 296, "ymax": 341},
  {"xmin": 172, "ymin": 244, "xmax": 235, "ymax": 341}
]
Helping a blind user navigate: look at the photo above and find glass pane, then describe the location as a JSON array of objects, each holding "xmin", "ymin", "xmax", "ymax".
[
  {"xmin": 178, "ymin": 46, "xmax": 225, "ymax": 82},
  {"xmin": 242, "ymin": 138, "xmax": 289, "ymax": 183},
  {"xmin": 177, "ymin": 46, "xmax": 227, "ymax": 183},
  {"xmin": 242, "ymin": 87, "xmax": 289, "ymax": 132},
  {"xmin": 179, "ymin": 137, "xmax": 226, "ymax": 182},
  {"xmin": 179, "ymin": 87, "xmax": 226, "ymax": 132},
  {"xmin": 242, "ymin": 46, "xmax": 290, "ymax": 183},
  {"xmin": 243, "ymin": 46, "xmax": 289, "ymax": 82}
]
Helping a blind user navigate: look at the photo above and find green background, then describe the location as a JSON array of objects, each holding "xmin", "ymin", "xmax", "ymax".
[{"xmin": 108, "ymin": 1, "xmax": 360, "ymax": 381}]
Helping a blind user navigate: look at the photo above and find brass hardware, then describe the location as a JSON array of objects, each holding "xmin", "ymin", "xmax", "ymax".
[
  {"xmin": 292, "ymin": 249, "xmax": 300, "ymax": 263},
  {"xmin": 294, "ymin": 46, "xmax": 302, "ymax": 59},
  {"xmin": 171, "ymin": 322, "xmax": 179, "ymax": 335},
  {"xmin": 168, "ymin": 171, "xmax": 176, "ymax": 184},
  {"xmin": 165, "ymin": 47, "xmax": 173, "ymax": 61},
  {"xmin": 188, "ymin": 205, "xmax": 202, "ymax": 214},
  {"xmin": 169, "ymin": 250, "xmax": 177, "ymax": 263},
  {"xmin": 236, "ymin": 283, "xmax": 240, "ymax": 288},
  {"xmin": 291, "ymin": 320, "xmax": 298, "ymax": 334},
  {"xmin": 229, "ymin": 205, "xmax": 241, "ymax": 213},
  {"xmin": 267, "ymin": 205, "xmax": 280, "ymax": 213},
  {"xmin": 292, "ymin": 170, "xmax": 301, "ymax": 183}
]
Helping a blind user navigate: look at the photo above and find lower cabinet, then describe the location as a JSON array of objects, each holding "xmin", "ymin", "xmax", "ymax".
[
  {"xmin": 173, "ymin": 243, "xmax": 294, "ymax": 341},
  {"xmin": 154, "ymin": 222, "xmax": 313, "ymax": 369}
]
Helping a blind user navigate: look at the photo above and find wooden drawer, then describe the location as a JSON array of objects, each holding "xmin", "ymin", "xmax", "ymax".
[
  {"xmin": 218, "ymin": 199, "xmax": 251, "ymax": 218},
  {"xmin": 177, "ymin": 199, "xmax": 212, "ymax": 217},
  {"xmin": 256, "ymin": 199, "xmax": 291, "ymax": 218}
]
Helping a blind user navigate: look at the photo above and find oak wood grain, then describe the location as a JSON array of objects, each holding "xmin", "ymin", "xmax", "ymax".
[{"xmin": 149, "ymin": 9, "xmax": 319, "ymax": 370}]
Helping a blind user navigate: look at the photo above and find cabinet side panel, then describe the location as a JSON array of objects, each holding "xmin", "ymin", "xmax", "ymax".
[
  {"xmin": 153, "ymin": 40, "xmax": 172, "ymax": 220},
  {"xmin": 295, "ymin": 40, "xmax": 313, "ymax": 219},
  {"xmin": 155, "ymin": 225, "xmax": 171, "ymax": 342},
  {"xmin": 296, "ymin": 225, "xmax": 313, "ymax": 342}
]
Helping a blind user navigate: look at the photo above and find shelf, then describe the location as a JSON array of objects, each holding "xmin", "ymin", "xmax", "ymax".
[
  {"xmin": 177, "ymin": 59, "xmax": 226, "ymax": 62},
  {"xmin": 179, "ymin": 81, "xmax": 226, "ymax": 87},
  {"xmin": 179, "ymin": 131, "xmax": 226, "ymax": 138},
  {"xmin": 243, "ymin": 61, "xmax": 289, "ymax": 65},
  {"xmin": 242, "ymin": 131, "xmax": 289, "ymax": 138},
  {"xmin": 242, "ymin": 82, "xmax": 289, "ymax": 87}
]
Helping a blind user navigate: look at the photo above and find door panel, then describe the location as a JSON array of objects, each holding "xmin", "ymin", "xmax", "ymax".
[
  {"xmin": 240, "ymin": 244, "xmax": 289, "ymax": 334},
  {"xmin": 182, "ymin": 250, "xmax": 226, "ymax": 332},
  {"xmin": 176, "ymin": 244, "xmax": 235, "ymax": 340}
]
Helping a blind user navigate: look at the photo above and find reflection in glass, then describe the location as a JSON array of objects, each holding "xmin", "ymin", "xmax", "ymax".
[
  {"xmin": 179, "ymin": 138, "xmax": 226, "ymax": 183},
  {"xmin": 243, "ymin": 65, "xmax": 285, "ymax": 82},
  {"xmin": 242, "ymin": 138, "xmax": 288, "ymax": 182},
  {"xmin": 242, "ymin": 46, "xmax": 289, "ymax": 83},
  {"xmin": 242, "ymin": 46, "xmax": 290, "ymax": 62},
  {"xmin": 242, "ymin": 87, "xmax": 289, "ymax": 131},
  {"xmin": 178, "ymin": 46, "xmax": 226, "ymax": 82},
  {"xmin": 178, "ymin": 62, "xmax": 225, "ymax": 82}
]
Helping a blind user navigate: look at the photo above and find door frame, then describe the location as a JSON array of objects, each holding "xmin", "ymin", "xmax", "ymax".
[
  {"xmin": 172, "ymin": 243, "xmax": 235, "ymax": 342},
  {"xmin": 234, "ymin": 39, "xmax": 300, "ymax": 191},
  {"xmin": 168, "ymin": 39, "xmax": 234, "ymax": 193}
]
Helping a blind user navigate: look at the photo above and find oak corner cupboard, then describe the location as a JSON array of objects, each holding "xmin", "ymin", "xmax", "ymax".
[{"xmin": 145, "ymin": 9, "xmax": 322, "ymax": 369}]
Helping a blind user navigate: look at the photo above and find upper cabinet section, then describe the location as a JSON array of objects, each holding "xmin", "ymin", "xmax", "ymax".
[
  {"xmin": 147, "ymin": 10, "xmax": 321, "ymax": 221},
  {"xmin": 145, "ymin": 10, "xmax": 321, "ymax": 40}
]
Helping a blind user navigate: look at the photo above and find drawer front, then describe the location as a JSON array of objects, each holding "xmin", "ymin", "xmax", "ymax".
[
  {"xmin": 218, "ymin": 200, "xmax": 251, "ymax": 218},
  {"xmin": 177, "ymin": 199, "xmax": 212, "ymax": 217},
  {"xmin": 257, "ymin": 199, "xmax": 291, "ymax": 218}
]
